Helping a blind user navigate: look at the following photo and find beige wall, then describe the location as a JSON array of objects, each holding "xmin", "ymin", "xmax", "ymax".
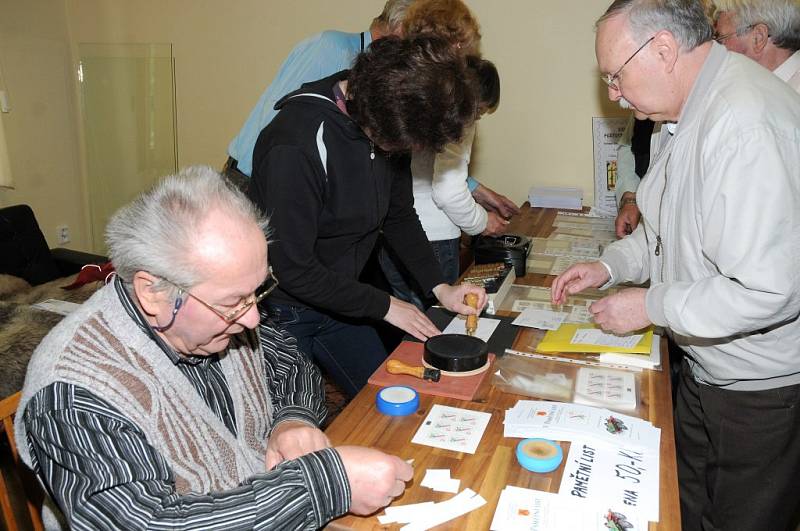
[
  {"xmin": 2, "ymin": 1, "xmax": 626, "ymax": 252},
  {"xmin": 0, "ymin": 0, "xmax": 89, "ymax": 251}
]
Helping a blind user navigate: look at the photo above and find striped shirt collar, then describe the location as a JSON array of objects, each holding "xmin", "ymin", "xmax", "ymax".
[{"xmin": 113, "ymin": 275, "xmax": 206, "ymax": 366}]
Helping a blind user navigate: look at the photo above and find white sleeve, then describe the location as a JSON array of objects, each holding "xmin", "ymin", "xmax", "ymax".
[
  {"xmin": 645, "ymin": 128, "xmax": 800, "ymax": 337},
  {"xmin": 430, "ymin": 124, "xmax": 488, "ymax": 235}
]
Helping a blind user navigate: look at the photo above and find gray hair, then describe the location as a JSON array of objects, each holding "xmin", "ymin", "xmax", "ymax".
[
  {"xmin": 598, "ymin": 0, "xmax": 715, "ymax": 51},
  {"xmin": 373, "ymin": 0, "xmax": 416, "ymax": 32},
  {"xmin": 106, "ymin": 165, "xmax": 269, "ymax": 294},
  {"xmin": 714, "ymin": 0, "xmax": 800, "ymax": 51}
]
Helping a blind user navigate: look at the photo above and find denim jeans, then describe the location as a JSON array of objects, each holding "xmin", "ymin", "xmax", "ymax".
[
  {"xmin": 378, "ymin": 237, "xmax": 460, "ymax": 310},
  {"xmin": 265, "ymin": 302, "xmax": 387, "ymax": 398}
]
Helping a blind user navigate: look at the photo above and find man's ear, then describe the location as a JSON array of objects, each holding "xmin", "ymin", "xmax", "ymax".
[
  {"xmin": 132, "ymin": 271, "xmax": 167, "ymax": 317},
  {"xmin": 652, "ymin": 30, "xmax": 680, "ymax": 73},
  {"xmin": 751, "ymin": 22, "xmax": 770, "ymax": 54}
]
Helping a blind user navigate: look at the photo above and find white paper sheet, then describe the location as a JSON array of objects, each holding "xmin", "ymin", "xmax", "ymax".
[
  {"xmin": 559, "ymin": 438, "xmax": 660, "ymax": 522},
  {"xmin": 512, "ymin": 307, "xmax": 568, "ymax": 330},
  {"xmin": 490, "ymin": 486, "xmax": 647, "ymax": 531},
  {"xmin": 411, "ymin": 405, "xmax": 492, "ymax": 454},
  {"xmin": 574, "ymin": 367, "xmax": 637, "ymax": 411},
  {"xmin": 442, "ymin": 316, "xmax": 500, "ymax": 342}
]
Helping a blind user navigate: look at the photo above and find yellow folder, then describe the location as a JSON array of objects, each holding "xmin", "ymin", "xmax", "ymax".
[{"xmin": 536, "ymin": 323, "xmax": 654, "ymax": 354}]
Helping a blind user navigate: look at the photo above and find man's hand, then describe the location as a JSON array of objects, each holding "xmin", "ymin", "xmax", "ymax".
[
  {"xmin": 432, "ymin": 283, "xmax": 487, "ymax": 315},
  {"xmin": 265, "ymin": 420, "xmax": 330, "ymax": 470},
  {"xmin": 615, "ymin": 193, "xmax": 641, "ymax": 238},
  {"xmin": 472, "ymin": 184, "xmax": 520, "ymax": 219},
  {"xmin": 589, "ymin": 288, "xmax": 651, "ymax": 334},
  {"xmin": 337, "ymin": 446, "xmax": 413, "ymax": 515},
  {"xmin": 551, "ymin": 262, "xmax": 610, "ymax": 305},
  {"xmin": 384, "ymin": 296, "xmax": 441, "ymax": 340},
  {"xmin": 481, "ymin": 211, "xmax": 510, "ymax": 236}
]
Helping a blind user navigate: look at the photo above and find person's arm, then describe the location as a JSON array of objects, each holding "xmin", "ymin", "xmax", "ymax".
[
  {"xmin": 250, "ymin": 144, "xmax": 389, "ymax": 320},
  {"xmin": 429, "ymin": 127, "xmax": 489, "ymax": 235},
  {"xmin": 259, "ymin": 320, "xmax": 326, "ymax": 427},
  {"xmin": 23, "ymin": 383, "xmax": 350, "ymax": 530},
  {"xmin": 470, "ymin": 184, "xmax": 520, "ymax": 219},
  {"xmin": 259, "ymin": 318, "xmax": 333, "ymax": 469},
  {"xmin": 645, "ymin": 131, "xmax": 800, "ymax": 338}
]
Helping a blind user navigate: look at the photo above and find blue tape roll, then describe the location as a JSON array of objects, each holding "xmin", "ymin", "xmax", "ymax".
[
  {"xmin": 516, "ymin": 438, "xmax": 563, "ymax": 473},
  {"xmin": 376, "ymin": 386, "xmax": 419, "ymax": 416}
]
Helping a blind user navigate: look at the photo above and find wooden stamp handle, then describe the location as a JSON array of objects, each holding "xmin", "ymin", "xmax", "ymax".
[
  {"xmin": 387, "ymin": 360, "xmax": 426, "ymax": 379},
  {"xmin": 465, "ymin": 292, "xmax": 479, "ymax": 335}
]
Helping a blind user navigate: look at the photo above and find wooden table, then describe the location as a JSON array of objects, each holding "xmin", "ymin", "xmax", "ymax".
[{"xmin": 325, "ymin": 206, "xmax": 679, "ymax": 530}]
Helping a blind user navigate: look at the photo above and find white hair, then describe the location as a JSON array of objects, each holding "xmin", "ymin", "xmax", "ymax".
[
  {"xmin": 714, "ymin": 0, "xmax": 800, "ymax": 51},
  {"xmin": 106, "ymin": 165, "xmax": 269, "ymax": 294},
  {"xmin": 598, "ymin": 0, "xmax": 715, "ymax": 51},
  {"xmin": 373, "ymin": 0, "xmax": 416, "ymax": 32}
]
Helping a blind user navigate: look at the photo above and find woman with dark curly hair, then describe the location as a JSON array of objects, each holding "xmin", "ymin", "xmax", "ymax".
[{"xmin": 248, "ymin": 35, "xmax": 486, "ymax": 398}]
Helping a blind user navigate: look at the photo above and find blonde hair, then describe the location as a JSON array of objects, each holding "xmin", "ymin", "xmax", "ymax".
[{"xmin": 402, "ymin": 0, "xmax": 482, "ymax": 55}]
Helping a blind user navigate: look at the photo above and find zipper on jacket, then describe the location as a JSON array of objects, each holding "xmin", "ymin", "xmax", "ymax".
[
  {"xmin": 655, "ymin": 152, "xmax": 671, "ymax": 282},
  {"xmin": 370, "ymin": 141, "xmax": 375, "ymax": 160}
]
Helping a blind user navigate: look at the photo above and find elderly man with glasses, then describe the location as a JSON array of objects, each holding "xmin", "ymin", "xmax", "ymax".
[
  {"xmin": 14, "ymin": 166, "xmax": 413, "ymax": 530},
  {"xmin": 552, "ymin": 1, "xmax": 800, "ymax": 530},
  {"xmin": 713, "ymin": 0, "xmax": 800, "ymax": 91}
]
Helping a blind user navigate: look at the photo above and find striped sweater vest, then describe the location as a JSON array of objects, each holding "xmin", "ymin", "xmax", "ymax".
[{"xmin": 16, "ymin": 282, "xmax": 273, "ymax": 495}]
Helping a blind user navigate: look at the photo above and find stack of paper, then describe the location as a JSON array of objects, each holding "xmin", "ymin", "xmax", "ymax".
[
  {"xmin": 503, "ymin": 400, "xmax": 661, "ymax": 453},
  {"xmin": 529, "ymin": 186, "xmax": 583, "ymax": 210},
  {"xmin": 599, "ymin": 334, "xmax": 662, "ymax": 370},
  {"xmin": 490, "ymin": 486, "xmax": 647, "ymax": 531}
]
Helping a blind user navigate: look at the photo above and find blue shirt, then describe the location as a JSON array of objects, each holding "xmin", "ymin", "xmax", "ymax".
[{"xmin": 228, "ymin": 30, "xmax": 371, "ymax": 177}]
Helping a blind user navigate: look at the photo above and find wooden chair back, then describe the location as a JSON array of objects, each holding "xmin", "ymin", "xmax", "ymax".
[{"xmin": 0, "ymin": 392, "xmax": 44, "ymax": 531}]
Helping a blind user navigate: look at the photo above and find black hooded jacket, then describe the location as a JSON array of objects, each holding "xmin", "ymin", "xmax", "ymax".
[{"xmin": 249, "ymin": 71, "xmax": 444, "ymax": 319}]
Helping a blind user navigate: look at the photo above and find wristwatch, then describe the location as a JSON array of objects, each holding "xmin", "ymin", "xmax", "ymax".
[{"xmin": 620, "ymin": 197, "xmax": 637, "ymax": 207}]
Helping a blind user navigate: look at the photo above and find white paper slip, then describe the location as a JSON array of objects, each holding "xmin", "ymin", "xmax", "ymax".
[
  {"xmin": 512, "ymin": 307, "xmax": 567, "ymax": 330},
  {"xmin": 490, "ymin": 486, "xmax": 647, "ymax": 531},
  {"xmin": 411, "ymin": 405, "xmax": 491, "ymax": 454},
  {"xmin": 420, "ymin": 469, "xmax": 461, "ymax": 493},
  {"xmin": 559, "ymin": 438, "xmax": 660, "ymax": 522},
  {"xmin": 30, "ymin": 299, "xmax": 81, "ymax": 316},
  {"xmin": 574, "ymin": 367, "xmax": 637, "ymax": 411},
  {"xmin": 442, "ymin": 316, "xmax": 500, "ymax": 342},
  {"xmin": 378, "ymin": 502, "xmax": 435, "ymax": 525},
  {"xmin": 400, "ymin": 488, "xmax": 486, "ymax": 531},
  {"xmin": 572, "ymin": 328, "xmax": 644, "ymax": 349}
]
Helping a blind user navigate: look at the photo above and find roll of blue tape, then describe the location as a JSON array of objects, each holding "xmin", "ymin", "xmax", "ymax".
[
  {"xmin": 516, "ymin": 438, "xmax": 563, "ymax": 473},
  {"xmin": 376, "ymin": 386, "xmax": 419, "ymax": 416}
]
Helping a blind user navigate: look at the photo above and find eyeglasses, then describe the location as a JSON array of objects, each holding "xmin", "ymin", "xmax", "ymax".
[
  {"xmin": 713, "ymin": 24, "xmax": 754, "ymax": 43},
  {"xmin": 601, "ymin": 36, "xmax": 656, "ymax": 91},
  {"xmin": 155, "ymin": 267, "xmax": 279, "ymax": 330}
]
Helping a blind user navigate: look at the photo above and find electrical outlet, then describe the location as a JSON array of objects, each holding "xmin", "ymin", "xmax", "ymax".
[{"xmin": 57, "ymin": 225, "xmax": 70, "ymax": 245}]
